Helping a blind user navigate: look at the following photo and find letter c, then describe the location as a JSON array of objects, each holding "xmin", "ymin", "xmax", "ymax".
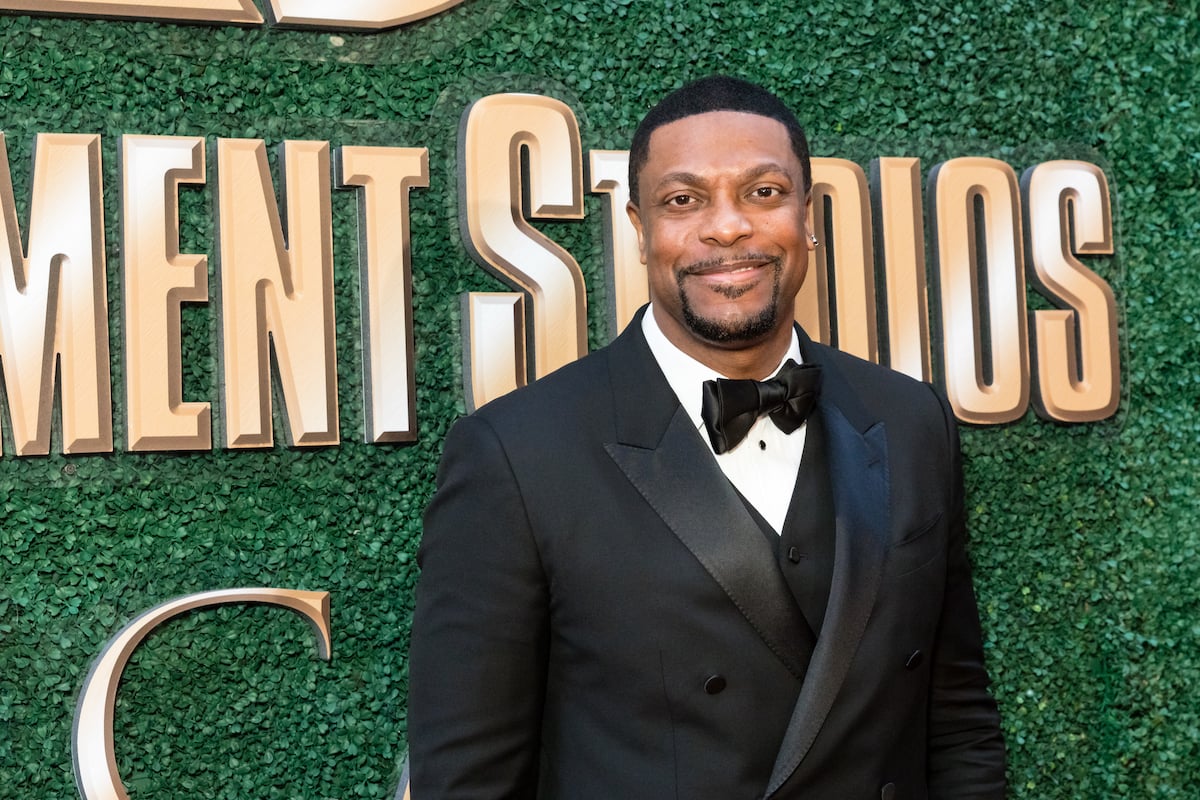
[{"xmin": 72, "ymin": 588, "xmax": 331, "ymax": 800}]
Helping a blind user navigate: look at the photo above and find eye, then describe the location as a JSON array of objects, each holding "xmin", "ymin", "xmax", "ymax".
[
  {"xmin": 664, "ymin": 193, "xmax": 695, "ymax": 207},
  {"xmin": 751, "ymin": 185, "xmax": 783, "ymax": 200}
]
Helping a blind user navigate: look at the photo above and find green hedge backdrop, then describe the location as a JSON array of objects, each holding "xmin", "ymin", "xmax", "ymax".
[{"xmin": 1, "ymin": 1, "xmax": 1198, "ymax": 797}]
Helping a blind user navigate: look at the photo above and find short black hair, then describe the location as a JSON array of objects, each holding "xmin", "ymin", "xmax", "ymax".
[{"xmin": 628, "ymin": 75, "xmax": 812, "ymax": 205}]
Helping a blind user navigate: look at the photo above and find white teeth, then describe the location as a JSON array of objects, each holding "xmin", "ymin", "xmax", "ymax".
[{"xmin": 689, "ymin": 263, "xmax": 759, "ymax": 277}]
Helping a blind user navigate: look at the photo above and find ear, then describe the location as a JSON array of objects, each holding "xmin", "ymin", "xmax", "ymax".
[
  {"xmin": 803, "ymin": 192, "xmax": 816, "ymax": 252},
  {"xmin": 626, "ymin": 200, "xmax": 649, "ymax": 264}
]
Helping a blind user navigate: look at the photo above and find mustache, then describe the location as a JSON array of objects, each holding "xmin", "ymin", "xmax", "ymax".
[{"xmin": 678, "ymin": 253, "xmax": 782, "ymax": 276}]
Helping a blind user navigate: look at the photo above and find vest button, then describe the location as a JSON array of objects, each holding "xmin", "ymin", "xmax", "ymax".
[
  {"xmin": 703, "ymin": 674, "xmax": 727, "ymax": 694},
  {"xmin": 787, "ymin": 547, "xmax": 803, "ymax": 563},
  {"xmin": 904, "ymin": 650, "xmax": 924, "ymax": 670}
]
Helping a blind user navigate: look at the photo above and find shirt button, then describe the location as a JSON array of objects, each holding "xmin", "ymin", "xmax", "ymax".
[{"xmin": 703, "ymin": 675, "xmax": 727, "ymax": 694}]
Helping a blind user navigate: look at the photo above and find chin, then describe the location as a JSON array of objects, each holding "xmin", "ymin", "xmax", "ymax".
[{"xmin": 683, "ymin": 304, "xmax": 780, "ymax": 345}]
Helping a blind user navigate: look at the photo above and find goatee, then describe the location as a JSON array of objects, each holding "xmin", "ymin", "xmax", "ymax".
[{"xmin": 677, "ymin": 257, "xmax": 783, "ymax": 343}]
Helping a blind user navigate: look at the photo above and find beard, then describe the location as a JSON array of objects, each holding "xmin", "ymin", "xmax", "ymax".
[{"xmin": 676, "ymin": 256, "xmax": 783, "ymax": 343}]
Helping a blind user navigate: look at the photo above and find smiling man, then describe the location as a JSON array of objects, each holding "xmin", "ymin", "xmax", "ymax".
[
  {"xmin": 408, "ymin": 75, "xmax": 1006, "ymax": 799},
  {"xmin": 631, "ymin": 108, "xmax": 811, "ymax": 376}
]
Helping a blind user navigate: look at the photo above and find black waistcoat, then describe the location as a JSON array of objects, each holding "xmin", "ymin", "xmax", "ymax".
[{"xmin": 738, "ymin": 413, "xmax": 837, "ymax": 638}]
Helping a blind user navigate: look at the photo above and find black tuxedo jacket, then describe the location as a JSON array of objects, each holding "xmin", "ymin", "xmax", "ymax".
[{"xmin": 408, "ymin": 310, "xmax": 1005, "ymax": 799}]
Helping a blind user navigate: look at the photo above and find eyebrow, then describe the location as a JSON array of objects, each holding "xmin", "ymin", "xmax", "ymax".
[{"xmin": 652, "ymin": 162, "xmax": 796, "ymax": 191}]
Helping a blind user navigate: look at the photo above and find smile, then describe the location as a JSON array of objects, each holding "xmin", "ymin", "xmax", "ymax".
[{"xmin": 682, "ymin": 255, "xmax": 780, "ymax": 279}]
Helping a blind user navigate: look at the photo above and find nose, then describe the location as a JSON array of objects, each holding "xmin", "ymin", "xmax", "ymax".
[{"xmin": 700, "ymin": 195, "xmax": 752, "ymax": 246}]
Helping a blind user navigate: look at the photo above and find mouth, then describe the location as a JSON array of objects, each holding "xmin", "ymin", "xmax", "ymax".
[
  {"xmin": 679, "ymin": 256, "xmax": 780, "ymax": 300},
  {"xmin": 681, "ymin": 255, "xmax": 779, "ymax": 279}
]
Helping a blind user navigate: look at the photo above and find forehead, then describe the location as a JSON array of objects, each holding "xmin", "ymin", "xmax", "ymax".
[{"xmin": 642, "ymin": 110, "xmax": 799, "ymax": 179}]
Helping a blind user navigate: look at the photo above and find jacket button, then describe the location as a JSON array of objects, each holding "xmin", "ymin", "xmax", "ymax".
[
  {"xmin": 703, "ymin": 675, "xmax": 727, "ymax": 694},
  {"xmin": 880, "ymin": 782, "xmax": 896, "ymax": 800},
  {"xmin": 904, "ymin": 650, "xmax": 923, "ymax": 670}
]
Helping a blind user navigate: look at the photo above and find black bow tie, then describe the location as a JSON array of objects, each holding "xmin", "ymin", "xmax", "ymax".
[{"xmin": 700, "ymin": 359, "xmax": 822, "ymax": 455}]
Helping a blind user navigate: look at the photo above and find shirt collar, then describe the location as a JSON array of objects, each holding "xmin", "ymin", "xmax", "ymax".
[{"xmin": 641, "ymin": 304, "xmax": 804, "ymax": 430}]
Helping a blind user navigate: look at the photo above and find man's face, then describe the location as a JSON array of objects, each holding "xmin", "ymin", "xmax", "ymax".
[{"xmin": 627, "ymin": 110, "xmax": 814, "ymax": 365}]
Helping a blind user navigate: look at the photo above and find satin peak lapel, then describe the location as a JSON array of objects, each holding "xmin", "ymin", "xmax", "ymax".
[
  {"xmin": 605, "ymin": 407, "xmax": 815, "ymax": 679},
  {"xmin": 765, "ymin": 401, "xmax": 890, "ymax": 796}
]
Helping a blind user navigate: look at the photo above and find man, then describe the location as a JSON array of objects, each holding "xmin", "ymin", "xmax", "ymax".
[{"xmin": 408, "ymin": 75, "xmax": 1005, "ymax": 799}]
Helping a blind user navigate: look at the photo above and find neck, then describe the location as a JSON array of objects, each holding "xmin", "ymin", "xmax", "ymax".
[
  {"xmin": 700, "ymin": 343, "xmax": 791, "ymax": 380},
  {"xmin": 652, "ymin": 306, "xmax": 793, "ymax": 379}
]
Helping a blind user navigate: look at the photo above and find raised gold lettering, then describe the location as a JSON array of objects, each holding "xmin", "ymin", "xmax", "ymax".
[
  {"xmin": 72, "ymin": 588, "xmax": 331, "ymax": 800},
  {"xmin": 930, "ymin": 157, "xmax": 1030, "ymax": 424},
  {"xmin": 804, "ymin": 158, "xmax": 878, "ymax": 361},
  {"xmin": 338, "ymin": 146, "xmax": 428, "ymax": 442},
  {"xmin": 459, "ymin": 93, "xmax": 587, "ymax": 400},
  {"xmin": 267, "ymin": 0, "xmax": 465, "ymax": 29},
  {"xmin": 588, "ymin": 149, "xmax": 645, "ymax": 337},
  {"xmin": 462, "ymin": 293, "xmax": 526, "ymax": 412},
  {"xmin": 122, "ymin": 135, "xmax": 211, "ymax": 452},
  {"xmin": 0, "ymin": 132, "xmax": 112, "ymax": 455},
  {"xmin": 0, "ymin": 0, "xmax": 264, "ymax": 24},
  {"xmin": 0, "ymin": 0, "xmax": 466, "ymax": 28},
  {"xmin": 1022, "ymin": 160, "xmax": 1119, "ymax": 421},
  {"xmin": 871, "ymin": 157, "xmax": 932, "ymax": 381},
  {"xmin": 216, "ymin": 139, "xmax": 339, "ymax": 448}
]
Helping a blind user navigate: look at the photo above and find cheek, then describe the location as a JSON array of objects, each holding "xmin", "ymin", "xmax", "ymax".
[
  {"xmin": 639, "ymin": 227, "xmax": 680, "ymax": 278},
  {"xmin": 646, "ymin": 260, "xmax": 679, "ymax": 300},
  {"xmin": 762, "ymin": 214, "xmax": 808, "ymax": 245},
  {"xmin": 642, "ymin": 237, "xmax": 686, "ymax": 305},
  {"xmin": 763, "ymin": 219, "xmax": 810, "ymax": 260},
  {"xmin": 642, "ymin": 220, "xmax": 691, "ymax": 261},
  {"xmin": 786, "ymin": 259, "xmax": 809, "ymax": 296},
  {"xmin": 761, "ymin": 220, "xmax": 811, "ymax": 294}
]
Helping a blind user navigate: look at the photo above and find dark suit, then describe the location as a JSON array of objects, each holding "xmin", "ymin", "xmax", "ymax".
[{"xmin": 408, "ymin": 308, "xmax": 1005, "ymax": 799}]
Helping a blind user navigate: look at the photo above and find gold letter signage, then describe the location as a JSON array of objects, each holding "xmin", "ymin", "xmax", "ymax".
[
  {"xmin": 930, "ymin": 157, "xmax": 1031, "ymax": 425},
  {"xmin": 122, "ymin": 135, "xmax": 212, "ymax": 452},
  {"xmin": 216, "ymin": 139, "xmax": 339, "ymax": 448},
  {"xmin": 871, "ymin": 157, "xmax": 932, "ymax": 382},
  {"xmin": 1022, "ymin": 161, "xmax": 1119, "ymax": 422},
  {"xmin": 0, "ymin": 0, "xmax": 466, "ymax": 29},
  {"xmin": 338, "ymin": 145, "xmax": 429, "ymax": 443},
  {"xmin": 0, "ymin": 133, "xmax": 112, "ymax": 456},
  {"xmin": 459, "ymin": 93, "xmax": 588, "ymax": 411},
  {"xmin": 803, "ymin": 158, "xmax": 879, "ymax": 362},
  {"xmin": 72, "ymin": 588, "xmax": 332, "ymax": 800},
  {"xmin": 0, "ymin": 99, "xmax": 1123, "ymax": 456},
  {"xmin": 266, "ymin": 0, "xmax": 467, "ymax": 29}
]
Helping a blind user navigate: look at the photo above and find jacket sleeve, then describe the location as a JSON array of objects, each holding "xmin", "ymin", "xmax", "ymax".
[
  {"xmin": 407, "ymin": 413, "xmax": 549, "ymax": 799},
  {"xmin": 926, "ymin": 386, "xmax": 1008, "ymax": 799}
]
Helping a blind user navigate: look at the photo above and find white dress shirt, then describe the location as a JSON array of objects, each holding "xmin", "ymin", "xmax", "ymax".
[{"xmin": 641, "ymin": 305, "xmax": 808, "ymax": 533}]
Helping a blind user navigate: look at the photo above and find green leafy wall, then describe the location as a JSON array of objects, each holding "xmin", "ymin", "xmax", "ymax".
[{"xmin": 1, "ymin": 1, "xmax": 1197, "ymax": 797}]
